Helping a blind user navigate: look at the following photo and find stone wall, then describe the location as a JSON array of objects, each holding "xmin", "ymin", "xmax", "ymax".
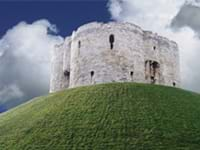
[{"xmin": 50, "ymin": 22, "xmax": 181, "ymax": 92}]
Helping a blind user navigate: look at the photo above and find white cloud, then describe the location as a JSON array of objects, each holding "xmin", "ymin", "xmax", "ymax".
[
  {"xmin": 108, "ymin": 0, "xmax": 184, "ymax": 32},
  {"xmin": 0, "ymin": 84, "xmax": 24, "ymax": 104},
  {"xmin": 186, "ymin": 0, "xmax": 200, "ymax": 7},
  {"xmin": 0, "ymin": 19, "xmax": 63, "ymax": 109},
  {"xmin": 108, "ymin": 0, "xmax": 200, "ymax": 92}
]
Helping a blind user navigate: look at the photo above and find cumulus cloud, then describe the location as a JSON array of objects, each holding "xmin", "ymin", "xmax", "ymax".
[
  {"xmin": 108, "ymin": 0, "xmax": 184, "ymax": 32},
  {"xmin": 171, "ymin": 1, "xmax": 200, "ymax": 36},
  {"xmin": 186, "ymin": 0, "xmax": 200, "ymax": 7},
  {"xmin": 0, "ymin": 19, "xmax": 63, "ymax": 110},
  {"xmin": 108, "ymin": 0, "xmax": 200, "ymax": 92}
]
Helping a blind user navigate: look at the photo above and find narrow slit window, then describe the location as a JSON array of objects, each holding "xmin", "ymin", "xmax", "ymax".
[
  {"xmin": 78, "ymin": 41, "xmax": 81, "ymax": 48},
  {"xmin": 153, "ymin": 46, "xmax": 156, "ymax": 50},
  {"xmin": 90, "ymin": 71, "xmax": 95, "ymax": 84},
  {"xmin": 109, "ymin": 34, "xmax": 115, "ymax": 49},
  {"xmin": 130, "ymin": 71, "xmax": 134, "ymax": 81},
  {"xmin": 173, "ymin": 82, "xmax": 176, "ymax": 87}
]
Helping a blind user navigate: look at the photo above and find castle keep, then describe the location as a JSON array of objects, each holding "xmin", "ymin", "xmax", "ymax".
[{"xmin": 50, "ymin": 22, "xmax": 181, "ymax": 92}]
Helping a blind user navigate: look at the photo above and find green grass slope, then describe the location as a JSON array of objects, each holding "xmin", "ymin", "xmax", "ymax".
[{"xmin": 0, "ymin": 83, "xmax": 200, "ymax": 150}]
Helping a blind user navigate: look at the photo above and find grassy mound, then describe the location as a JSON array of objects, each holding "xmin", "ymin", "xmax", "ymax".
[{"xmin": 0, "ymin": 83, "xmax": 200, "ymax": 149}]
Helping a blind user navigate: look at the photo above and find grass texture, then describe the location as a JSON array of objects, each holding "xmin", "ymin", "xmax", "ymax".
[{"xmin": 0, "ymin": 83, "xmax": 200, "ymax": 149}]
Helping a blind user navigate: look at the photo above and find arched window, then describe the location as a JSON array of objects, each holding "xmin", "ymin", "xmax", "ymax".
[
  {"xmin": 153, "ymin": 46, "xmax": 156, "ymax": 50},
  {"xmin": 90, "ymin": 71, "xmax": 94, "ymax": 78},
  {"xmin": 173, "ymin": 82, "xmax": 176, "ymax": 87},
  {"xmin": 90, "ymin": 71, "xmax": 95, "ymax": 84},
  {"xmin": 109, "ymin": 34, "xmax": 115, "ymax": 49},
  {"xmin": 130, "ymin": 71, "xmax": 134, "ymax": 76},
  {"xmin": 130, "ymin": 71, "xmax": 134, "ymax": 81}
]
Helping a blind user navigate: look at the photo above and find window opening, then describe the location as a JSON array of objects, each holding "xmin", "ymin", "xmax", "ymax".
[
  {"xmin": 64, "ymin": 70, "xmax": 70, "ymax": 78},
  {"xmin": 90, "ymin": 71, "xmax": 94, "ymax": 77},
  {"xmin": 78, "ymin": 41, "xmax": 81, "ymax": 48},
  {"xmin": 130, "ymin": 71, "xmax": 134, "ymax": 76},
  {"xmin": 109, "ymin": 34, "xmax": 115, "ymax": 49}
]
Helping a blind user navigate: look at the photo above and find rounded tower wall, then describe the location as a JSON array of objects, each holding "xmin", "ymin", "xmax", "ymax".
[
  {"xmin": 50, "ymin": 22, "xmax": 181, "ymax": 92},
  {"xmin": 62, "ymin": 37, "xmax": 71, "ymax": 89},
  {"xmin": 70, "ymin": 23, "xmax": 146, "ymax": 88},
  {"xmin": 50, "ymin": 36, "xmax": 72, "ymax": 92},
  {"xmin": 50, "ymin": 43, "xmax": 65, "ymax": 92}
]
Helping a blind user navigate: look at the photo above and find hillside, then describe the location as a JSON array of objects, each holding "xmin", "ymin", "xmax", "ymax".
[{"xmin": 0, "ymin": 83, "xmax": 200, "ymax": 149}]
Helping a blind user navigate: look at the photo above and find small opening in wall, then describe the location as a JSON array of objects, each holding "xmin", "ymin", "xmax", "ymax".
[
  {"xmin": 109, "ymin": 34, "xmax": 115, "ymax": 49},
  {"xmin": 153, "ymin": 46, "xmax": 156, "ymax": 50},
  {"xmin": 78, "ymin": 41, "xmax": 81, "ymax": 48},
  {"xmin": 130, "ymin": 71, "xmax": 134, "ymax": 76},
  {"xmin": 173, "ymin": 82, "xmax": 176, "ymax": 87},
  {"xmin": 90, "ymin": 71, "xmax": 94, "ymax": 77},
  {"xmin": 64, "ymin": 70, "xmax": 70, "ymax": 77}
]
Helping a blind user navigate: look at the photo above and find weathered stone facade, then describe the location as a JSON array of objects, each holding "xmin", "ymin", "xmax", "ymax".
[{"xmin": 50, "ymin": 22, "xmax": 181, "ymax": 93}]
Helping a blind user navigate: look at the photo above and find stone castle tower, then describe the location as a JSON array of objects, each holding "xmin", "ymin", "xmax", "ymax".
[{"xmin": 50, "ymin": 22, "xmax": 181, "ymax": 93}]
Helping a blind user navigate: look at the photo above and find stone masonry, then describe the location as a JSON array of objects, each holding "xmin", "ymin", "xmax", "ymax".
[{"xmin": 50, "ymin": 22, "xmax": 181, "ymax": 92}]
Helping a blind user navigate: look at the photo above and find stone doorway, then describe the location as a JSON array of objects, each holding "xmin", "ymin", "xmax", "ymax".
[{"xmin": 145, "ymin": 60, "xmax": 160, "ymax": 84}]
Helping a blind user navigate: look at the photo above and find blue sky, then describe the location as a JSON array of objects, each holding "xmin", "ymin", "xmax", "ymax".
[
  {"xmin": 0, "ymin": 1, "xmax": 110, "ymax": 38},
  {"xmin": 0, "ymin": 1, "xmax": 111, "ymax": 112},
  {"xmin": 0, "ymin": 0, "xmax": 200, "ymax": 113}
]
